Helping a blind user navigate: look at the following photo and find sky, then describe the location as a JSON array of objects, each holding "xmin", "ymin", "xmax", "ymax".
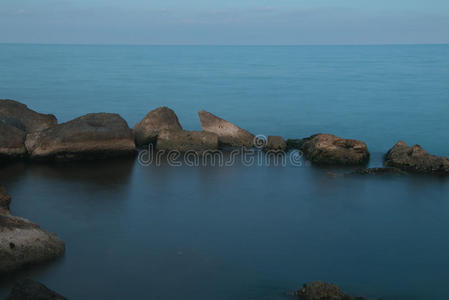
[{"xmin": 0, "ymin": 0, "xmax": 448, "ymax": 45}]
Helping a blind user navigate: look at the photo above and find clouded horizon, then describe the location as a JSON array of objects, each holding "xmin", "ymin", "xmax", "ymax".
[{"xmin": 1, "ymin": 0, "xmax": 448, "ymax": 45}]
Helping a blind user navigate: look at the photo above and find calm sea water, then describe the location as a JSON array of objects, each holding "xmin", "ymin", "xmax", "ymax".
[{"xmin": 0, "ymin": 44, "xmax": 449, "ymax": 299}]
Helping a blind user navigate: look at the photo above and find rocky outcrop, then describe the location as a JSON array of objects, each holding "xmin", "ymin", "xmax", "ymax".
[
  {"xmin": 25, "ymin": 113, "xmax": 136, "ymax": 161},
  {"xmin": 263, "ymin": 136, "xmax": 287, "ymax": 151},
  {"xmin": 0, "ymin": 188, "xmax": 65, "ymax": 273},
  {"xmin": 294, "ymin": 281, "xmax": 366, "ymax": 300},
  {"xmin": 0, "ymin": 99, "xmax": 57, "ymax": 133},
  {"xmin": 6, "ymin": 279, "xmax": 67, "ymax": 300},
  {"xmin": 384, "ymin": 141, "xmax": 449, "ymax": 175},
  {"xmin": 133, "ymin": 107, "xmax": 183, "ymax": 146},
  {"xmin": 300, "ymin": 134, "xmax": 369, "ymax": 165},
  {"xmin": 198, "ymin": 110, "xmax": 254, "ymax": 147},
  {"xmin": 0, "ymin": 123, "xmax": 27, "ymax": 159},
  {"xmin": 156, "ymin": 129, "xmax": 218, "ymax": 152}
]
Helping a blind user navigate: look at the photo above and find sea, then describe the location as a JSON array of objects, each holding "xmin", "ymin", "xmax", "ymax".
[{"xmin": 0, "ymin": 44, "xmax": 448, "ymax": 300}]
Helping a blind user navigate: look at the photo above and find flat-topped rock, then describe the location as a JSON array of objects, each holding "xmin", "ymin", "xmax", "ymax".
[
  {"xmin": 6, "ymin": 279, "xmax": 67, "ymax": 300},
  {"xmin": 384, "ymin": 141, "xmax": 449, "ymax": 175},
  {"xmin": 263, "ymin": 136, "xmax": 287, "ymax": 151},
  {"xmin": 156, "ymin": 129, "xmax": 218, "ymax": 152},
  {"xmin": 0, "ymin": 188, "xmax": 65, "ymax": 273},
  {"xmin": 300, "ymin": 134, "xmax": 369, "ymax": 165},
  {"xmin": 0, "ymin": 123, "xmax": 27, "ymax": 159},
  {"xmin": 25, "ymin": 113, "xmax": 136, "ymax": 161},
  {"xmin": 133, "ymin": 107, "xmax": 183, "ymax": 146},
  {"xmin": 0, "ymin": 99, "xmax": 57, "ymax": 133},
  {"xmin": 198, "ymin": 110, "xmax": 254, "ymax": 147},
  {"xmin": 294, "ymin": 281, "xmax": 367, "ymax": 300}
]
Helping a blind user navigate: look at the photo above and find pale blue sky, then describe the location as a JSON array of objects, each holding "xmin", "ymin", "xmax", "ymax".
[{"xmin": 1, "ymin": 0, "xmax": 448, "ymax": 44}]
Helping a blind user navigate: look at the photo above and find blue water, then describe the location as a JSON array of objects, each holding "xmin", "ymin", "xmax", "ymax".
[{"xmin": 0, "ymin": 44, "xmax": 449, "ymax": 299}]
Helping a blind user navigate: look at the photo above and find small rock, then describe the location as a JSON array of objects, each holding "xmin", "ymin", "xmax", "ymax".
[
  {"xmin": 198, "ymin": 110, "xmax": 254, "ymax": 147},
  {"xmin": 6, "ymin": 279, "xmax": 67, "ymax": 300},
  {"xmin": 156, "ymin": 129, "xmax": 218, "ymax": 152},
  {"xmin": 350, "ymin": 167, "xmax": 407, "ymax": 176},
  {"xmin": 294, "ymin": 281, "xmax": 366, "ymax": 300},
  {"xmin": 286, "ymin": 139, "xmax": 302, "ymax": 150},
  {"xmin": 300, "ymin": 134, "xmax": 369, "ymax": 165},
  {"xmin": 263, "ymin": 136, "xmax": 287, "ymax": 151},
  {"xmin": 25, "ymin": 113, "xmax": 136, "ymax": 161},
  {"xmin": 384, "ymin": 141, "xmax": 449, "ymax": 175},
  {"xmin": 0, "ymin": 185, "xmax": 11, "ymax": 213},
  {"xmin": 133, "ymin": 107, "xmax": 183, "ymax": 146}
]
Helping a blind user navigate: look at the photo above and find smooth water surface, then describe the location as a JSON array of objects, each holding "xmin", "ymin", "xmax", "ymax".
[{"xmin": 0, "ymin": 44, "xmax": 448, "ymax": 299}]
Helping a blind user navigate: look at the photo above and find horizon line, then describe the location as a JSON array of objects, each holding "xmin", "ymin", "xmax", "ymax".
[{"xmin": 1, "ymin": 42, "xmax": 448, "ymax": 47}]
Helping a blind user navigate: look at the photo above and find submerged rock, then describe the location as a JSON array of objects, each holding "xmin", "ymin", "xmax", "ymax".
[
  {"xmin": 6, "ymin": 279, "xmax": 67, "ymax": 300},
  {"xmin": 133, "ymin": 107, "xmax": 183, "ymax": 146},
  {"xmin": 156, "ymin": 129, "xmax": 218, "ymax": 152},
  {"xmin": 0, "ymin": 99, "xmax": 57, "ymax": 133},
  {"xmin": 384, "ymin": 141, "xmax": 449, "ymax": 175},
  {"xmin": 300, "ymin": 134, "xmax": 369, "ymax": 165},
  {"xmin": 350, "ymin": 167, "xmax": 407, "ymax": 176},
  {"xmin": 263, "ymin": 136, "xmax": 287, "ymax": 151},
  {"xmin": 198, "ymin": 110, "xmax": 254, "ymax": 147},
  {"xmin": 294, "ymin": 281, "xmax": 367, "ymax": 300},
  {"xmin": 0, "ymin": 188, "xmax": 65, "ymax": 273},
  {"xmin": 25, "ymin": 113, "xmax": 136, "ymax": 161},
  {"xmin": 0, "ymin": 123, "xmax": 27, "ymax": 160}
]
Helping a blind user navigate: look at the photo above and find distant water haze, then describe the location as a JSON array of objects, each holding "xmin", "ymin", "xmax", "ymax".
[{"xmin": 0, "ymin": 44, "xmax": 449, "ymax": 299}]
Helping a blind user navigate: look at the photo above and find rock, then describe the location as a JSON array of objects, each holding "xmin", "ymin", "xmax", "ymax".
[
  {"xmin": 350, "ymin": 167, "xmax": 407, "ymax": 176},
  {"xmin": 198, "ymin": 110, "xmax": 254, "ymax": 147},
  {"xmin": 0, "ymin": 122, "xmax": 27, "ymax": 159},
  {"xmin": 6, "ymin": 279, "xmax": 67, "ymax": 300},
  {"xmin": 300, "ymin": 134, "xmax": 369, "ymax": 165},
  {"xmin": 0, "ymin": 185, "xmax": 11, "ymax": 214},
  {"xmin": 294, "ymin": 281, "xmax": 367, "ymax": 300},
  {"xmin": 156, "ymin": 129, "xmax": 218, "ymax": 152},
  {"xmin": 286, "ymin": 139, "xmax": 302, "ymax": 150},
  {"xmin": 133, "ymin": 107, "xmax": 183, "ymax": 146},
  {"xmin": 0, "ymin": 188, "xmax": 65, "ymax": 273},
  {"xmin": 0, "ymin": 99, "xmax": 57, "ymax": 133},
  {"xmin": 25, "ymin": 113, "xmax": 136, "ymax": 161},
  {"xmin": 263, "ymin": 136, "xmax": 287, "ymax": 151},
  {"xmin": 384, "ymin": 141, "xmax": 449, "ymax": 175}
]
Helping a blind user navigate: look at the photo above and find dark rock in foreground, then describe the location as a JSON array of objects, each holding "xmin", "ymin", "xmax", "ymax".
[
  {"xmin": 0, "ymin": 123, "xmax": 27, "ymax": 160},
  {"xmin": 286, "ymin": 139, "xmax": 302, "ymax": 150},
  {"xmin": 0, "ymin": 99, "xmax": 57, "ymax": 133},
  {"xmin": 294, "ymin": 281, "xmax": 367, "ymax": 300},
  {"xmin": 0, "ymin": 187, "xmax": 65, "ymax": 273},
  {"xmin": 156, "ymin": 129, "xmax": 218, "ymax": 152},
  {"xmin": 351, "ymin": 167, "xmax": 407, "ymax": 176},
  {"xmin": 263, "ymin": 136, "xmax": 287, "ymax": 151},
  {"xmin": 133, "ymin": 106, "xmax": 183, "ymax": 146},
  {"xmin": 25, "ymin": 113, "xmax": 136, "ymax": 161},
  {"xmin": 198, "ymin": 110, "xmax": 254, "ymax": 147},
  {"xmin": 300, "ymin": 134, "xmax": 369, "ymax": 165},
  {"xmin": 6, "ymin": 279, "xmax": 67, "ymax": 300},
  {"xmin": 384, "ymin": 141, "xmax": 449, "ymax": 175}
]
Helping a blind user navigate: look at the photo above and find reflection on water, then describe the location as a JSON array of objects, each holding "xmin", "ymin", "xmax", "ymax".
[{"xmin": 0, "ymin": 156, "xmax": 448, "ymax": 300}]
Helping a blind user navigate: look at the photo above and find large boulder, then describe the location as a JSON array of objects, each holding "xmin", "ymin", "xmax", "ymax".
[
  {"xmin": 384, "ymin": 141, "xmax": 449, "ymax": 175},
  {"xmin": 294, "ymin": 281, "xmax": 366, "ymax": 300},
  {"xmin": 300, "ymin": 134, "xmax": 369, "ymax": 165},
  {"xmin": 156, "ymin": 129, "xmax": 218, "ymax": 152},
  {"xmin": 25, "ymin": 113, "xmax": 136, "ymax": 161},
  {"xmin": 198, "ymin": 110, "xmax": 254, "ymax": 147},
  {"xmin": 0, "ymin": 188, "xmax": 65, "ymax": 273},
  {"xmin": 0, "ymin": 99, "xmax": 57, "ymax": 133},
  {"xmin": 133, "ymin": 107, "xmax": 183, "ymax": 146},
  {"xmin": 6, "ymin": 279, "xmax": 67, "ymax": 300},
  {"xmin": 0, "ymin": 123, "xmax": 27, "ymax": 159}
]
